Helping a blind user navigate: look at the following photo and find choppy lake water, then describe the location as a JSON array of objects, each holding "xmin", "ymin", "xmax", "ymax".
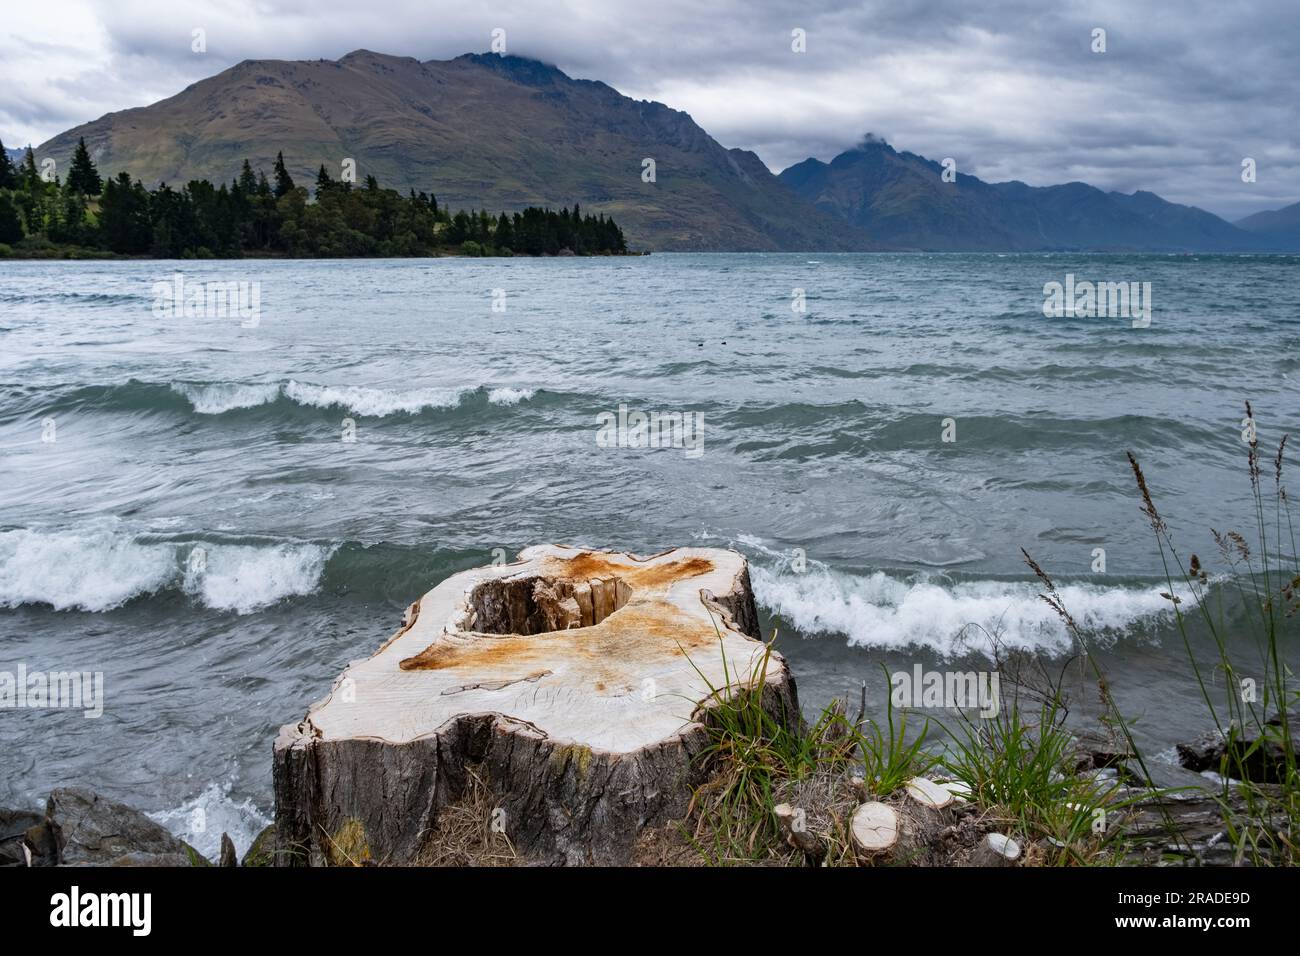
[{"xmin": 1, "ymin": 253, "xmax": 1297, "ymax": 856}]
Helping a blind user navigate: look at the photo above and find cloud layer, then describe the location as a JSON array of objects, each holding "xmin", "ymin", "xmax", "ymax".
[{"xmin": 3, "ymin": 0, "xmax": 1296, "ymax": 219}]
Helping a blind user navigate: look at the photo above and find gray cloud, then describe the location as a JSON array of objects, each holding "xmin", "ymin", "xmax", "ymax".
[{"xmin": 2, "ymin": 0, "xmax": 1296, "ymax": 220}]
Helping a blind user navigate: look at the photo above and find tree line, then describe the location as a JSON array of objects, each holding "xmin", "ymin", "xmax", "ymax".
[{"xmin": 0, "ymin": 137, "xmax": 629, "ymax": 258}]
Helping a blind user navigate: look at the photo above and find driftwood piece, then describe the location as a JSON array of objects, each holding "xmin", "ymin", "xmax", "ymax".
[{"xmin": 273, "ymin": 545, "xmax": 796, "ymax": 866}]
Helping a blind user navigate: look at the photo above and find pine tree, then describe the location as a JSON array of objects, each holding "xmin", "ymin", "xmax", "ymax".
[
  {"xmin": 22, "ymin": 147, "xmax": 39, "ymax": 189},
  {"xmin": 494, "ymin": 212, "xmax": 513, "ymax": 250},
  {"xmin": 99, "ymin": 171, "xmax": 152, "ymax": 253},
  {"xmin": 316, "ymin": 164, "xmax": 333, "ymax": 198},
  {"xmin": 238, "ymin": 160, "xmax": 258, "ymax": 195},
  {"xmin": 0, "ymin": 139, "xmax": 16, "ymax": 191},
  {"xmin": 0, "ymin": 194, "xmax": 23, "ymax": 243},
  {"xmin": 67, "ymin": 137, "xmax": 102, "ymax": 195},
  {"xmin": 272, "ymin": 151, "xmax": 294, "ymax": 198}
]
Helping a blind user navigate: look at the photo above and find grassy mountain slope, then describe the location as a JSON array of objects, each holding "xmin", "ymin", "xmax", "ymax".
[{"xmin": 33, "ymin": 51, "xmax": 875, "ymax": 252}]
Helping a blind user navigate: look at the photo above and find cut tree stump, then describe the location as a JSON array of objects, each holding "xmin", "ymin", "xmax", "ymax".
[
  {"xmin": 273, "ymin": 545, "xmax": 797, "ymax": 866},
  {"xmin": 905, "ymin": 777, "xmax": 954, "ymax": 811},
  {"xmin": 971, "ymin": 832, "xmax": 1021, "ymax": 866},
  {"xmin": 774, "ymin": 802, "xmax": 825, "ymax": 864},
  {"xmin": 851, "ymin": 802, "xmax": 900, "ymax": 862}
]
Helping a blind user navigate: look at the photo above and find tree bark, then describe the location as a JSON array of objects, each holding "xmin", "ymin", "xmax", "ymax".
[{"xmin": 273, "ymin": 545, "xmax": 796, "ymax": 866}]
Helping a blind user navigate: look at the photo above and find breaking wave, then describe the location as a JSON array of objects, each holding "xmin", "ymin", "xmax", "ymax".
[
  {"xmin": 751, "ymin": 562, "xmax": 1192, "ymax": 658},
  {"xmin": 0, "ymin": 525, "xmax": 332, "ymax": 614}
]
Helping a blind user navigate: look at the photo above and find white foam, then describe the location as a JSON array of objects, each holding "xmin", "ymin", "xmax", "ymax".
[
  {"xmin": 0, "ymin": 525, "xmax": 331, "ymax": 614},
  {"xmin": 183, "ymin": 542, "xmax": 332, "ymax": 615},
  {"xmin": 0, "ymin": 526, "xmax": 177, "ymax": 612},
  {"xmin": 172, "ymin": 380, "xmax": 537, "ymax": 416},
  {"xmin": 283, "ymin": 380, "xmax": 466, "ymax": 416},
  {"xmin": 172, "ymin": 381, "xmax": 280, "ymax": 414},
  {"xmin": 751, "ymin": 563, "xmax": 1192, "ymax": 658},
  {"xmin": 148, "ymin": 781, "xmax": 271, "ymax": 861},
  {"xmin": 487, "ymin": 386, "xmax": 537, "ymax": 405}
]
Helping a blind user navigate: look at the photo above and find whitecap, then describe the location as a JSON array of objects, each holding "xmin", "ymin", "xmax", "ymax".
[
  {"xmin": 487, "ymin": 386, "xmax": 537, "ymax": 405},
  {"xmin": 751, "ymin": 563, "xmax": 1191, "ymax": 658},
  {"xmin": 172, "ymin": 381, "xmax": 281, "ymax": 414},
  {"xmin": 148, "ymin": 781, "xmax": 271, "ymax": 860},
  {"xmin": 282, "ymin": 380, "xmax": 467, "ymax": 416}
]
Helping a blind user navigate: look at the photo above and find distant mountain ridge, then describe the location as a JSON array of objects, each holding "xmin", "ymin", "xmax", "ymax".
[
  {"xmin": 779, "ymin": 139, "xmax": 1298, "ymax": 252},
  {"xmin": 1235, "ymin": 201, "xmax": 1300, "ymax": 248},
  {"xmin": 32, "ymin": 51, "xmax": 874, "ymax": 252},
  {"xmin": 25, "ymin": 54, "xmax": 1300, "ymax": 252}
]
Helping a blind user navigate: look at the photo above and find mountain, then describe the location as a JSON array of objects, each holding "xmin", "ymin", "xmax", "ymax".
[
  {"xmin": 32, "ymin": 51, "xmax": 874, "ymax": 252},
  {"xmin": 1236, "ymin": 201, "xmax": 1300, "ymax": 247},
  {"xmin": 779, "ymin": 139, "xmax": 1292, "ymax": 252}
]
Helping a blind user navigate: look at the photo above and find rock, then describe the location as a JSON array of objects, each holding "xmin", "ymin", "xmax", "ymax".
[
  {"xmin": 1120, "ymin": 756, "xmax": 1213, "ymax": 796},
  {"xmin": 219, "ymin": 832, "xmax": 238, "ymax": 867},
  {"xmin": 1176, "ymin": 730, "xmax": 1225, "ymax": 773},
  {"xmin": 0, "ymin": 808, "xmax": 42, "ymax": 866},
  {"xmin": 274, "ymin": 545, "xmax": 796, "ymax": 866},
  {"xmin": 1071, "ymin": 728, "xmax": 1133, "ymax": 772},
  {"xmin": 1177, "ymin": 719, "xmax": 1297, "ymax": 784},
  {"xmin": 241, "ymin": 824, "xmax": 277, "ymax": 867},
  {"xmin": 44, "ymin": 787, "xmax": 206, "ymax": 866},
  {"xmin": 23, "ymin": 819, "xmax": 58, "ymax": 866}
]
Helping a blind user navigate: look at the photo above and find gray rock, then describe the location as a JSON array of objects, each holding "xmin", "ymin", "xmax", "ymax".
[
  {"xmin": 1177, "ymin": 717, "xmax": 1297, "ymax": 784},
  {"xmin": 1070, "ymin": 728, "xmax": 1133, "ymax": 772},
  {"xmin": 241, "ymin": 824, "xmax": 276, "ymax": 867},
  {"xmin": 219, "ymin": 832, "xmax": 237, "ymax": 867},
  {"xmin": 0, "ymin": 808, "xmax": 42, "ymax": 866},
  {"xmin": 45, "ymin": 787, "xmax": 207, "ymax": 866}
]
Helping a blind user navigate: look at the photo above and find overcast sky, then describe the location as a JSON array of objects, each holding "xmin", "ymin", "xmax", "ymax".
[{"xmin": 3, "ymin": 0, "xmax": 1296, "ymax": 219}]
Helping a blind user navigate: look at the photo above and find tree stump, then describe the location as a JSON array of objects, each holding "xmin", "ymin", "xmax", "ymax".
[
  {"xmin": 774, "ymin": 802, "xmax": 825, "ymax": 864},
  {"xmin": 273, "ymin": 545, "xmax": 797, "ymax": 866},
  {"xmin": 850, "ymin": 802, "xmax": 900, "ymax": 862},
  {"xmin": 971, "ymin": 832, "xmax": 1021, "ymax": 866}
]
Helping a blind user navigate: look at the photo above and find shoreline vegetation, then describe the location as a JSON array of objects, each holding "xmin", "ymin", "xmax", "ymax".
[{"xmin": 0, "ymin": 138, "xmax": 632, "ymax": 260}]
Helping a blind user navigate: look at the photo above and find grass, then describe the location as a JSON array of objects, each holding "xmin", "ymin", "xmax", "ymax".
[
  {"xmin": 1012, "ymin": 403, "xmax": 1297, "ymax": 865},
  {"xmin": 1116, "ymin": 404, "xmax": 1297, "ymax": 864},
  {"xmin": 938, "ymin": 663, "xmax": 1147, "ymax": 865},
  {"xmin": 678, "ymin": 621, "xmax": 935, "ymax": 865},
  {"xmin": 681, "ymin": 406, "xmax": 1296, "ymax": 867}
]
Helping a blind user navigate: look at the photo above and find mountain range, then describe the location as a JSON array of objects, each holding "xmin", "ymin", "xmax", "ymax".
[
  {"xmin": 27, "ymin": 51, "xmax": 1300, "ymax": 253},
  {"xmin": 779, "ymin": 140, "xmax": 1292, "ymax": 253}
]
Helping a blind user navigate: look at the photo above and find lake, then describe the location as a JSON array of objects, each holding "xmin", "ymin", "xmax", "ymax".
[{"xmin": 1, "ymin": 252, "xmax": 1297, "ymax": 856}]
